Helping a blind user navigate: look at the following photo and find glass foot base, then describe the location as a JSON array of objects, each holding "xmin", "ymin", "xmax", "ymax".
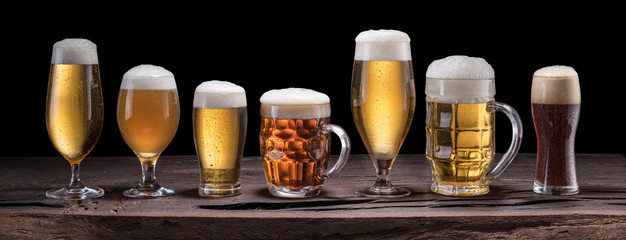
[
  {"xmin": 199, "ymin": 184, "xmax": 241, "ymax": 197},
  {"xmin": 533, "ymin": 180, "xmax": 579, "ymax": 195},
  {"xmin": 123, "ymin": 185, "xmax": 174, "ymax": 198},
  {"xmin": 430, "ymin": 182, "xmax": 489, "ymax": 196},
  {"xmin": 356, "ymin": 186, "xmax": 411, "ymax": 198},
  {"xmin": 268, "ymin": 185, "xmax": 322, "ymax": 198},
  {"xmin": 46, "ymin": 186, "xmax": 104, "ymax": 200}
]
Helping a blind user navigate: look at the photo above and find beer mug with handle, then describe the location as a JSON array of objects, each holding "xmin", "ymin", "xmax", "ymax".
[
  {"xmin": 425, "ymin": 55, "xmax": 523, "ymax": 196},
  {"xmin": 259, "ymin": 88, "xmax": 351, "ymax": 198}
]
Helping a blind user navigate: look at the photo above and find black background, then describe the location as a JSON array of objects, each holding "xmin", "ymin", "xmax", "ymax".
[{"xmin": 2, "ymin": 4, "xmax": 623, "ymax": 159}]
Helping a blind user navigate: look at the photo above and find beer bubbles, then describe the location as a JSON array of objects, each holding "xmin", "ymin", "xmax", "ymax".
[{"xmin": 51, "ymin": 38, "xmax": 98, "ymax": 65}]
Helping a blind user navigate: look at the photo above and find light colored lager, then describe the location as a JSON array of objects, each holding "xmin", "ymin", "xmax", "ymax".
[
  {"xmin": 425, "ymin": 101, "xmax": 494, "ymax": 187},
  {"xmin": 47, "ymin": 64, "xmax": 103, "ymax": 165},
  {"xmin": 351, "ymin": 29, "xmax": 415, "ymax": 198},
  {"xmin": 351, "ymin": 60, "xmax": 415, "ymax": 165},
  {"xmin": 259, "ymin": 88, "xmax": 351, "ymax": 198},
  {"xmin": 116, "ymin": 64, "xmax": 179, "ymax": 198},
  {"xmin": 45, "ymin": 38, "xmax": 104, "ymax": 200},
  {"xmin": 425, "ymin": 55, "xmax": 522, "ymax": 196},
  {"xmin": 193, "ymin": 81, "xmax": 247, "ymax": 197}
]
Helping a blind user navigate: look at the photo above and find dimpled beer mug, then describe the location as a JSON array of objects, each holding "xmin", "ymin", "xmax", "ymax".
[
  {"xmin": 259, "ymin": 88, "xmax": 351, "ymax": 198},
  {"xmin": 425, "ymin": 55, "xmax": 523, "ymax": 196}
]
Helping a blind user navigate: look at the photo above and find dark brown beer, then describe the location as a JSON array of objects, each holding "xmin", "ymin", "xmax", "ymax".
[
  {"xmin": 531, "ymin": 65, "xmax": 580, "ymax": 195},
  {"xmin": 532, "ymin": 103, "xmax": 580, "ymax": 186}
]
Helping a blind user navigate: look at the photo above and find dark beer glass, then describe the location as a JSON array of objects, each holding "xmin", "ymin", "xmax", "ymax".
[{"xmin": 531, "ymin": 65, "xmax": 580, "ymax": 195}]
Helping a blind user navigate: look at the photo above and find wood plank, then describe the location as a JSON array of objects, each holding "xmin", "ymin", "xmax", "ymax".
[{"xmin": 1, "ymin": 153, "xmax": 625, "ymax": 239}]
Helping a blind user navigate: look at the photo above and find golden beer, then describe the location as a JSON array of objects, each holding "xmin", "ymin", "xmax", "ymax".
[
  {"xmin": 352, "ymin": 29, "xmax": 415, "ymax": 198},
  {"xmin": 117, "ymin": 89, "xmax": 180, "ymax": 163},
  {"xmin": 351, "ymin": 60, "xmax": 415, "ymax": 164},
  {"xmin": 47, "ymin": 64, "xmax": 103, "ymax": 165},
  {"xmin": 194, "ymin": 107, "xmax": 247, "ymax": 191},
  {"xmin": 425, "ymin": 55, "xmax": 523, "ymax": 196},
  {"xmin": 425, "ymin": 101, "xmax": 494, "ymax": 191},
  {"xmin": 260, "ymin": 116, "xmax": 330, "ymax": 188},
  {"xmin": 45, "ymin": 38, "xmax": 104, "ymax": 200}
]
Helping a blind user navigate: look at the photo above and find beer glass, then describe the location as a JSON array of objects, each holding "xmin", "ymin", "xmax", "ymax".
[
  {"xmin": 193, "ymin": 80, "xmax": 247, "ymax": 197},
  {"xmin": 425, "ymin": 55, "xmax": 523, "ymax": 196},
  {"xmin": 531, "ymin": 65, "xmax": 580, "ymax": 195},
  {"xmin": 117, "ymin": 64, "xmax": 180, "ymax": 198},
  {"xmin": 351, "ymin": 29, "xmax": 416, "ymax": 198},
  {"xmin": 259, "ymin": 88, "xmax": 351, "ymax": 198},
  {"xmin": 46, "ymin": 38, "xmax": 104, "ymax": 200}
]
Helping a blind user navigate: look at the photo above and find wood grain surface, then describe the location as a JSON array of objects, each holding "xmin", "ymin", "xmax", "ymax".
[{"xmin": 1, "ymin": 153, "xmax": 625, "ymax": 239}]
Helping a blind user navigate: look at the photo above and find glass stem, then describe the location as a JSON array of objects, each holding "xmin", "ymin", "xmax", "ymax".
[
  {"xmin": 373, "ymin": 158, "xmax": 394, "ymax": 189},
  {"xmin": 68, "ymin": 163, "xmax": 84, "ymax": 190},
  {"xmin": 140, "ymin": 161, "xmax": 158, "ymax": 189}
]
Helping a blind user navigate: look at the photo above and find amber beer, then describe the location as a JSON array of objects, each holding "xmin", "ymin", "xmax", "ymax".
[
  {"xmin": 117, "ymin": 64, "xmax": 179, "ymax": 198},
  {"xmin": 47, "ymin": 64, "xmax": 103, "ymax": 165},
  {"xmin": 531, "ymin": 66, "xmax": 580, "ymax": 195},
  {"xmin": 193, "ymin": 81, "xmax": 247, "ymax": 197},
  {"xmin": 116, "ymin": 67, "xmax": 180, "ymax": 163},
  {"xmin": 259, "ymin": 88, "xmax": 351, "ymax": 198}
]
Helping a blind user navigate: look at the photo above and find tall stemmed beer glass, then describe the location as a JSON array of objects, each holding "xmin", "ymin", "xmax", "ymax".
[
  {"xmin": 117, "ymin": 65, "xmax": 180, "ymax": 198},
  {"xmin": 351, "ymin": 30, "xmax": 416, "ymax": 197},
  {"xmin": 45, "ymin": 38, "xmax": 104, "ymax": 200}
]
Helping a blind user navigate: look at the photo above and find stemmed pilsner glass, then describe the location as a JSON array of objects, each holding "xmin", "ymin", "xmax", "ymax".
[
  {"xmin": 116, "ymin": 64, "xmax": 180, "ymax": 198},
  {"xmin": 45, "ymin": 38, "xmax": 104, "ymax": 200},
  {"xmin": 351, "ymin": 30, "xmax": 416, "ymax": 198}
]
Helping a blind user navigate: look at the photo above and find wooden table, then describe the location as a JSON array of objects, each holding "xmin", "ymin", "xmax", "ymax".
[{"xmin": 1, "ymin": 153, "xmax": 624, "ymax": 239}]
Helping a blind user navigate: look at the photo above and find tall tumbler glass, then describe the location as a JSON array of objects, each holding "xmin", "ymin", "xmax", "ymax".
[
  {"xmin": 531, "ymin": 66, "xmax": 580, "ymax": 195},
  {"xmin": 193, "ymin": 80, "xmax": 247, "ymax": 197},
  {"xmin": 117, "ymin": 64, "xmax": 180, "ymax": 198},
  {"xmin": 425, "ymin": 55, "xmax": 523, "ymax": 196},
  {"xmin": 46, "ymin": 38, "xmax": 104, "ymax": 200},
  {"xmin": 351, "ymin": 29, "xmax": 416, "ymax": 198}
]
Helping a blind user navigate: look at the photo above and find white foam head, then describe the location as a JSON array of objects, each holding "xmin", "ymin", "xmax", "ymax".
[
  {"xmin": 193, "ymin": 80, "xmax": 247, "ymax": 108},
  {"xmin": 425, "ymin": 55, "xmax": 496, "ymax": 103},
  {"xmin": 51, "ymin": 38, "xmax": 98, "ymax": 64},
  {"xmin": 532, "ymin": 65, "xmax": 580, "ymax": 104},
  {"xmin": 354, "ymin": 29, "xmax": 411, "ymax": 61},
  {"xmin": 120, "ymin": 64, "xmax": 177, "ymax": 90},
  {"xmin": 260, "ymin": 88, "xmax": 331, "ymax": 119}
]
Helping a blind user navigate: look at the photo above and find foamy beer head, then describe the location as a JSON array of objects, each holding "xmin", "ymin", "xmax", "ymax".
[
  {"xmin": 51, "ymin": 38, "xmax": 98, "ymax": 64},
  {"xmin": 531, "ymin": 65, "xmax": 580, "ymax": 104},
  {"xmin": 260, "ymin": 88, "xmax": 330, "ymax": 119},
  {"xmin": 425, "ymin": 55, "xmax": 495, "ymax": 103},
  {"xmin": 121, "ymin": 64, "xmax": 177, "ymax": 90},
  {"xmin": 354, "ymin": 29, "xmax": 411, "ymax": 61},
  {"xmin": 194, "ymin": 80, "xmax": 247, "ymax": 108}
]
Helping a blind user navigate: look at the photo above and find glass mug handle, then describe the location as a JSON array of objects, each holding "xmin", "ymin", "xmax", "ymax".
[
  {"xmin": 485, "ymin": 102, "xmax": 523, "ymax": 182},
  {"xmin": 319, "ymin": 124, "xmax": 351, "ymax": 179}
]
